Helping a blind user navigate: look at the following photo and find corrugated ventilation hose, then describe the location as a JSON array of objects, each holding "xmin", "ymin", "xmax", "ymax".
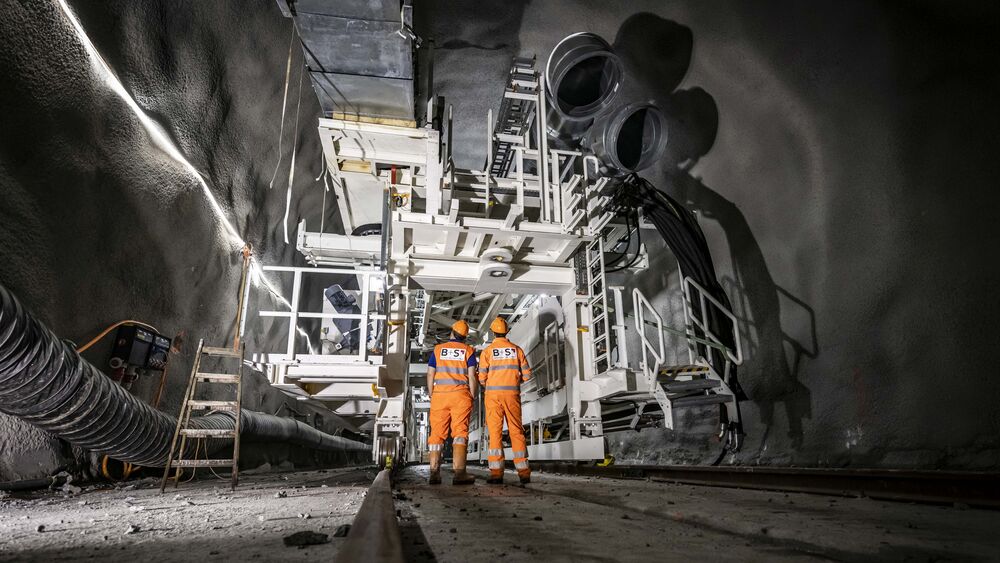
[{"xmin": 0, "ymin": 283, "xmax": 368, "ymax": 467}]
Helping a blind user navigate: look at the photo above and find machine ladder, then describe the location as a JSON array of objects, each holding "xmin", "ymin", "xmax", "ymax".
[
  {"xmin": 160, "ymin": 339, "xmax": 245, "ymax": 492},
  {"xmin": 632, "ymin": 286, "xmax": 742, "ymax": 436},
  {"xmin": 586, "ymin": 237, "xmax": 613, "ymax": 375},
  {"xmin": 653, "ymin": 362, "xmax": 736, "ymax": 430},
  {"xmin": 487, "ymin": 56, "xmax": 538, "ymax": 178}
]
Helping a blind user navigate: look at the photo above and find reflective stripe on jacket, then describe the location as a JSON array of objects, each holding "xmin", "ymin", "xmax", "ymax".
[{"xmin": 430, "ymin": 340, "xmax": 476, "ymax": 393}]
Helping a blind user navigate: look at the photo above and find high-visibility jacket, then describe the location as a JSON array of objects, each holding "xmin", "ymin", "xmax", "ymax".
[
  {"xmin": 428, "ymin": 339, "xmax": 477, "ymax": 394},
  {"xmin": 427, "ymin": 339, "xmax": 476, "ymax": 450},
  {"xmin": 479, "ymin": 337, "xmax": 531, "ymax": 393}
]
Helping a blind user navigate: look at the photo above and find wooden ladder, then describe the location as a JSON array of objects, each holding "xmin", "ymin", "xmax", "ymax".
[{"xmin": 159, "ymin": 339, "xmax": 244, "ymax": 492}]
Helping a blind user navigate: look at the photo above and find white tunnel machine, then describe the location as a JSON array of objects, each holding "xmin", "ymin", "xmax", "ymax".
[{"xmin": 245, "ymin": 32, "xmax": 745, "ymax": 464}]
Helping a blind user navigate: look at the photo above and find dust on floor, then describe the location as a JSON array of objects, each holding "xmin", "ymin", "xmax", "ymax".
[
  {"xmin": 0, "ymin": 467, "xmax": 376, "ymax": 562},
  {"xmin": 395, "ymin": 465, "xmax": 1000, "ymax": 562}
]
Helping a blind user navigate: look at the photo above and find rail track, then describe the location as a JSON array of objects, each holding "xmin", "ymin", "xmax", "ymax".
[{"xmin": 533, "ymin": 462, "xmax": 1000, "ymax": 508}]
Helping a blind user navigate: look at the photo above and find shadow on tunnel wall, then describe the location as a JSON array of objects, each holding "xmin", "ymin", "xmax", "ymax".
[{"xmin": 617, "ymin": 13, "xmax": 818, "ymax": 460}]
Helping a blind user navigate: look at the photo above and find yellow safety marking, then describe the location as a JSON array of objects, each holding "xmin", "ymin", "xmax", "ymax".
[
  {"xmin": 339, "ymin": 159, "xmax": 372, "ymax": 173},
  {"xmin": 331, "ymin": 112, "xmax": 417, "ymax": 128},
  {"xmin": 578, "ymin": 326, "xmax": 589, "ymax": 333}
]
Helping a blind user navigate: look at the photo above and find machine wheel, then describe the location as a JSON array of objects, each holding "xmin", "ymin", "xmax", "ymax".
[{"xmin": 376, "ymin": 436, "xmax": 402, "ymax": 469}]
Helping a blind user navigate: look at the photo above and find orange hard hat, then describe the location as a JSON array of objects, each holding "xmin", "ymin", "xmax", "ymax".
[
  {"xmin": 451, "ymin": 320, "xmax": 470, "ymax": 337},
  {"xmin": 490, "ymin": 317, "xmax": 508, "ymax": 334}
]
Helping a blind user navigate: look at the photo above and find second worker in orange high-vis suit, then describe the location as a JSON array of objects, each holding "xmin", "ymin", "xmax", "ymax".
[
  {"xmin": 426, "ymin": 320, "xmax": 478, "ymax": 485},
  {"xmin": 479, "ymin": 317, "xmax": 532, "ymax": 485}
]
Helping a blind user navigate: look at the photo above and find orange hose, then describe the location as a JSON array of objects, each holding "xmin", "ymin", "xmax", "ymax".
[
  {"xmin": 77, "ymin": 320, "xmax": 160, "ymax": 353},
  {"xmin": 150, "ymin": 356, "xmax": 170, "ymax": 409}
]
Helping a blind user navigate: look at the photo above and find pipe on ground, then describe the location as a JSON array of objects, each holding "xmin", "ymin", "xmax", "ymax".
[{"xmin": 0, "ymin": 283, "xmax": 368, "ymax": 468}]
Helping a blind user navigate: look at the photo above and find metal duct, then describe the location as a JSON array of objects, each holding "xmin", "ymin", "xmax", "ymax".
[
  {"xmin": 545, "ymin": 32, "xmax": 623, "ymax": 140},
  {"xmin": 585, "ymin": 102, "xmax": 668, "ymax": 174},
  {"xmin": 0, "ymin": 283, "xmax": 368, "ymax": 468}
]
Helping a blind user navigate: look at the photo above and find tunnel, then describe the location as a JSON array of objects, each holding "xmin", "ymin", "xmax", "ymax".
[{"xmin": 1, "ymin": 0, "xmax": 999, "ymax": 561}]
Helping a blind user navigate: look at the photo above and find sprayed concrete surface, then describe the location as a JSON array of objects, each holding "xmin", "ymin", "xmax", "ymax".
[
  {"xmin": 0, "ymin": 467, "xmax": 376, "ymax": 562},
  {"xmin": 0, "ymin": 0, "xmax": 337, "ymax": 481},
  {"xmin": 395, "ymin": 465, "xmax": 1000, "ymax": 562}
]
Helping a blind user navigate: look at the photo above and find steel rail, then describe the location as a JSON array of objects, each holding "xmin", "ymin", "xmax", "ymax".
[
  {"xmin": 337, "ymin": 469, "xmax": 404, "ymax": 563},
  {"xmin": 534, "ymin": 463, "xmax": 1000, "ymax": 508}
]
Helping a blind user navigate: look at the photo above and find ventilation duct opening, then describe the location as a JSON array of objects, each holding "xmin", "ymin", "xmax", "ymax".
[
  {"xmin": 545, "ymin": 33, "xmax": 623, "ymax": 139},
  {"xmin": 587, "ymin": 102, "xmax": 668, "ymax": 174}
]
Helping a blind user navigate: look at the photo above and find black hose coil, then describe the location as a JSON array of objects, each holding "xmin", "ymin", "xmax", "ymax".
[{"xmin": 0, "ymin": 283, "xmax": 368, "ymax": 467}]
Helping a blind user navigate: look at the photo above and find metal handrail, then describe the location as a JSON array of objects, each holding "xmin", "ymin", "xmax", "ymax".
[
  {"xmin": 682, "ymin": 276, "xmax": 744, "ymax": 366},
  {"xmin": 627, "ymin": 316, "xmax": 728, "ymax": 353},
  {"xmin": 632, "ymin": 288, "xmax": 664, "ymax": 381}
]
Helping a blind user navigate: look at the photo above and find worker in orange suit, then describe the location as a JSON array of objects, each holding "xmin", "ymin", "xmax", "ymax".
[
  {"xmin": 479, "ymin": 317, "xmax": 532, "ymax": 485},
  {"xmin": 426, "ymin": 320, "xmax": 478, "ymax": 485}
]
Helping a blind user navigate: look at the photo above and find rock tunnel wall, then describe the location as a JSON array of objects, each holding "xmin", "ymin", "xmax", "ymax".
[
  {"xmin": 0, "ymin": 0, "xmax": 341, "ymax": 481},
  {"xmin": 416, "ymin": 0, "xmax": 1000, "ymax": 469},
  {"xmin": 0, "ymin": 0, "xmax": 998, "ymax": 479}
]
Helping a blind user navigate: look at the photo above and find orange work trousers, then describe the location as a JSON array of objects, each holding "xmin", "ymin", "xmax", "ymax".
[
  {"xmin": 428, "ymin": 390, "xmax": 472, "ymax": 453},
  {"xmin": 485, "ymin": 391, "xmax": 530, "ymax": 477}
]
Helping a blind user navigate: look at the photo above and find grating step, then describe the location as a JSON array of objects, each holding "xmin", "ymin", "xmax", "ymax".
[
  {"xmin": 659, "ymin": 364, "xmax": 711, "ymax": 377},
  {"xmin": 202, "ymin": 346, "xmax": 241, "ymax": 358},
  {"xmin": 196, "ymin": 373, "xmax": 240, "ymax": 383},
  {"xmin": 172, "ymin": 459, "xmax": 234, "ymax": 468},
  {"xmin": 670, "ymin": 394, "xmax": 734, "ymax": 409},
  {"xmin": 188, "ymin": 400, "xmax": 238, "ymax": 411},
  {"xmin": 662, "ymin": 379, "xmax": 719, "ymax": 393},
  {"xmin": 180, "ymin": 429, "xmax": 237, "ymax": 438}
]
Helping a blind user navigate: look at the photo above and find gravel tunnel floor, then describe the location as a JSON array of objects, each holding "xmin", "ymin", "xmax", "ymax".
[{"xmin": 0, "ymin": 467, "xmax": 377, "ymax": 562}]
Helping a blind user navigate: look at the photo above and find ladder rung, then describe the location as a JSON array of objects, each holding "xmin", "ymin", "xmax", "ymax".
[
  {"xmin": 180, "ymin": 429, "xmax": 237, "ymax": 438},
  {"xmin": 662, "ymin": 379, "xmax": 718, "ymax": 393},
  {"xmin": 172, "ymin": 459, "xmax": 234, "ymax": 468},
  {"xmin": 188, "ymin": 400, "xmax": 239, "ymax": 411},
  {"xmin": 202, "ymin": 346, "xmax": 241, "ymax": 358},
  {"xmin": 196, "ymin": 373, "xmax": 240, "ymax": 383},
  {"xmin": 504, "ymin": 92, "xmax": 536, "ymax": 101}
]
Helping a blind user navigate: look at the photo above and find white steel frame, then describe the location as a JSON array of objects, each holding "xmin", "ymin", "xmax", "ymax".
[{"xmin": 244, "ymin": 54, "xmax": 747, "ymax": 464}]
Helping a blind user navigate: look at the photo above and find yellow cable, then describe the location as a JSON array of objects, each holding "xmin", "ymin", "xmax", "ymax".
[
  {"xmin": 100, "ymin": 456, "xmax": 112, "ymax": 480},
  {"xmin": 100, "ymin": 455, "xmax": 137, "ymax": 481},
  {"xmin": 77, "ymin": 320, "xmax": 160, "ymax": 353}
]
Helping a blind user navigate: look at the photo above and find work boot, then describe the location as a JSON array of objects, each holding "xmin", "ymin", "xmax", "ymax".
[
  {"xmin": 451, "ymin": 444, "xmax": 475, "ymax": 485},
  {"xmin": 428, "ymin": 450, "xmax": 442, "ymax": 485},
  {"xmin": 514, "ymin": 460, "xmax": 531, "ymax": 486},
  {"xmin": 487, "ymin": 471, "xmax": 504, "ymax": 485}
]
